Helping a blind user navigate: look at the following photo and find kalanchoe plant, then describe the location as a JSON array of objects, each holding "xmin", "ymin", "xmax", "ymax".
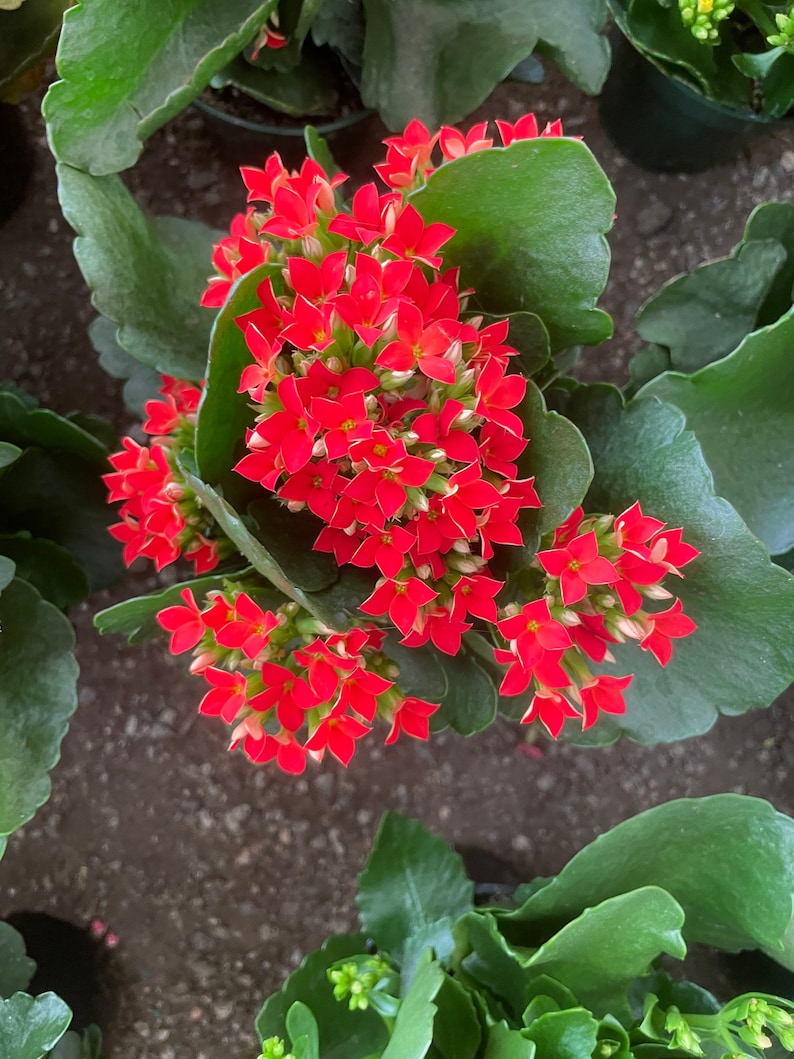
[
  {"xmin": 251, "ymin": 796, "xmax": 794, "ymax": 1059},
  {"xmin": 608, "ymin": 0, "xmax": 794, "ymax": 119},
  {"xmin": 42, "ymin": 0, "xmax": 611, "ymax": 175},
  {"xmin": 58, "ymin": 114, "xmax": 793, "ymax": 771},
  {"xmin": 0, "ymin": 383, "xmax": 122, "ymax": 856}
]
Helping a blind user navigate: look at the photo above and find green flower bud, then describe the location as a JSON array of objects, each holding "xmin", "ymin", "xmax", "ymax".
[{"xmin": 678, "ymin": 0, "xmax": 735, "ymax": 44}]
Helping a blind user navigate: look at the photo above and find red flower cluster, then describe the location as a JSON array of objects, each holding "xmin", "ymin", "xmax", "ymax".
[
  {"xmin": 104, "ymin": 377, "xmax": 229, "ymax": 574},
  {"xmin": 156, "ymin": 585, "xmax": 439, "ymax": 773}
]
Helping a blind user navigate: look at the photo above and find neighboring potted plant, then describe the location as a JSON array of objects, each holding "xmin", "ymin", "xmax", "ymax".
[
  {"xmin": 51, "ymin": 113, "xmax": 794, "ymax": 775},
  {"xmin": 251, "ymin": 796, "xmax": 794, "ymax": 1059},
  {"xmin": 602, "ymin": 0, "xmax": 794, "ymax": 170},
  {"xmin": 42, "ymin": 0, "xmax": 611, "ymax": 175}
]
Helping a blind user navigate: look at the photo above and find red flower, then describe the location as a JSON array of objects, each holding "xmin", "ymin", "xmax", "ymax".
[
  {"xmin": 351, "ymin": 524, "xmax": 416, "ymax": 579},
  {"xmin": 411, "ymin": 399, "xmax": 480, "ymax": 464},
  {"xmin": 402, "ymin": 605, "xmax": 472, "ymax": 655},
  {"xmin": 199, "ymin": 667, "xmax": 249, "ymax": 723},
  {"xmin": 360, "ymin": 576, "xmax": 439, "ymax": 635},
  {"xmin": 439, "ymin": 121, "xmax": 493, "ymax": 161},
  {"xmin": 157, "ymin": 589, "xmax": 205, "ymax": 654},
  {"xmin": 496, "ymin": 114, "xmax": 565, "ymax": 147},
  {"xmin": 250, "ymin": 374, "xmax": 319, "ymax": 475},
  {"xmin": 375, "ymin": 301, "xmax": 457, "ymax": 384},
  {"xmin": 248, "ymin": 662, "xmax": 318, "ymax": 731},
  {"xmin": 451, "ymin": 574, "xmax": 503, "ymax": 623},
  {"xmin": 497, "ymin": 599, "xmax": 573, "ymax": 671},
  {"xmin": 384, "ymin": 696, "xmax": 439, "ymax": 744},
  {"xmin": 640, "ymin": 599, "xmax": 697, "ymax": 666},
  {"xmin": 311, "ymin": 391, "xmax": 374, "ymax": 460},
  {"xmin": 327, "ymin": 183, "xmax": 400, "ymax": 244},
  {"xmin": 439, "ymin": 463, "xmax": 502, "ymax": 541},
  {"xmin": 345, "ymin": 433, "xmax": 435, "ymax": 519},
  {"xmin": 214, "ymin": 593, "xmax": 279, "ymax": 659},
  {"xmin": 336, "ymin": 667, "xmax": 394, "ymax": 722},
  {"xmin": 304, "ymin": 709, "xmax": 371, "ymax": 766},
  {"xmin": 579, "ymin": 674, "xmax": 632, "ymax": 730},
  {"xmin": 519, "ymin": 687, "xmax": 580, "ymax": 738},
  {"xmin": 381, "ymin": 204, "xmax": 456, "ymax": 269},
  {"xmin": 278, "ymin": 460, "xmax": 343, "ymax": 521},
  {"xmin": 537, "ymin": 531, "xmax": 619, "ymax": 606},
  {"xmin": 475, "ymin": 359, "xmax": 527, "ymax": 436}
]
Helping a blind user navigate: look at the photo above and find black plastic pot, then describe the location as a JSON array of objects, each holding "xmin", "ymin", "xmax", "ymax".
[
  {"xmin": 0, "ymin": 102, "xmax": 34, "ymax": 225},
  {"xmin": 599, "ymin": 33, "xmax": 777, "ymax": 172},
  {"xmin": 193, "ymin": 94, "xmax": 377, "ymax": 171}
]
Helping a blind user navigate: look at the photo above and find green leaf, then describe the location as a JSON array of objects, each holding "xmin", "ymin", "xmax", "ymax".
[
  {"xmin": 56, "ymin": 164, "xmax": 218, "ymax": 379},
  {"xmin": 457, "ymin": 911, "xmax": 532, "ymax": 1020},
  {"xmin": 0, "ymin": 533, "xmax": 90, "ymax": 610},
  {"xmin": 0, "ymin": 389, "xmax": 109, "ymax": 465},
  {"xmin": 360, "ymin": 0, "xmax": 609, "ymax": 131},
  {"xmin": 484, "ymin": 1022, "xmax": 536, "ymax": 1059},
  {"xmin": 44, "ymin": 0, "xmax": 279, "ymax": 174},
  {"xmin": 195, "ymin": 264, "xmax": 282, "ymax": 486},
  {"xmin": 0, "ymin": 556, "xmax": 14, "ymax": 592},
  {"xmin": 435, "ymin": 651, "xmax": 497, "ymax": 736},
  {"xmin": 255, "ymin": 934, "xmax": 389, "ymax": 1059},
  {"xmin": 482, "ymin": 312, "xmax": 551, "ymax": 380},
  {"xmin": 286, "ymin": 1001, "xmax": 319, "ymax": 1059},
  {"xmin": 357, "ymin": 812, "xmax": 474, "ymax": 962},
  {"xmin": 499, "ymin": 795, "xmax": 794, "ymax": 971},
  {"xmin": 0, "ymin": 992, "xmax": 72, "ymax": 1059},
  {"xmin": 382, "ymin": 959, "xmax": 445, "ymax": 1059},
  {"xmin": 93, "ymin": 566, "xmax": 257, "ymax": 644},
  {"xmin": 247, "ymin": 0, "xmax": 324, "ymax": 72},
  {"xmin": 0, "ymin": 577, "xmax": 78, "ymax": 838},
  {"xmin": 246, "ymin": 499, "xmax": 339, "ymax": 592},
  {"xmin": 0, "ymin": 442, "xmax": 21, "ymax": 470},
  {"xmin": 523, "ymin": 888, "xmax": 686, "ymax": 1022},
  {"xmin": 216, "ymin": 48, "xmax": 339, "ymax": 116},
  {"xmin": 550, "ymin": 384, "xmax": 794, "ymax": 745},
  {"xmin": 311, "ymin": 0, "xmax": 365, "ymax": 70},
  {"xmin": 89, "ymin": 315, "xmax": 160, "ymax": 415},
  {"xmin": 0, "ymin": 0, "xmax": 69, "ymax": 101},
  {"xmin": 0, "ymin": 447, "xmax": 123, "ymax": 591},
  {"xmin": 384, "ymin": 636, "xmax": 448, "ymax": 702},
  {"xmin": 522, "ymin": 1008, "xmax": 599, "ymax": 1059},
  {"xmin": 634, "ymin": 239, "xmax": 787, "ymax": 375},
  {"xmin": 739, "ymin": 201, "xmax": 794, "ymax": 326},
  {"xmin": 432, "ymin": 975, "xmax": 481, "ymax": 1059},
  {"xmin": 734, "ymin": 47, "xmax": 794, "ymax": 120},
  {"xmin": 0, "ymin": 923, "xmax": 35, "ymax": 999},
  {"xmin": 515, "ymin": 380, "xmax": 593, "ymax": 552},
  {"xmin": 640, "ymin": 306, "xmax": 794, "ymax": 555},
  {"xmin": 411, "ymin": 138, "xmax": 614, "ymax": 353},
  {"xmin": 304, "ymin": 124, "xmax": 342, "ymax": 178}
]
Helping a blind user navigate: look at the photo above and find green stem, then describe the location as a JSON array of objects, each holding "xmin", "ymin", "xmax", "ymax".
[{"xmin": 735, "ymin": 0, "xmax": 779, "ymax": 36}]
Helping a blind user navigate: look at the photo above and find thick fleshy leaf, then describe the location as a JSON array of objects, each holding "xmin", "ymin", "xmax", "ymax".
[
  {"xmin": 246, "ymin": 499, "xmax": 340, "ymax": 592},
  {"xmin": 57, "ymin": 164, "xmax": 218, "ymax": 379},
  {"xmin": 0, "ymin": 578, "xmax": 77, "ymax": 838},
  {"xmin": 499, "ymin": 795, "xmax": 794, "ymax": 971},
  {"xmin": 550, "ymin": 384, "xmax": 794, "ymax": 745},
  {"xmin": 0, "ymin": 923, "xmax": 35, "ymax": 999},
  {"xmin": 0, "ymin": 992, "xmax": 72, "ymax": 1059},
  {"xmin": 0, "ymin": 0, "xmax": 69, "ymax": 102},
  {"xmin": 0, "ymin": 442, "xmax": 21, "ymax": 469},
  {"xmin": 0, "ymin": 447, "xmax": 123, "ymax": 591},
  {"xmin": 522, "ymin": 888, "xmax": 686, "ymax": 1021},
  {"xmin": 93, "ymin": 566, "xmax": 258, "ymax": 644},
  {"xmin": 432, "ymin": 975, "xmax": 481, "ymax": 1059},
  {"xmin": 213, "ymin": 49, "xmax": 339, "ymax": 116},
  {"xmin": 0, "ymin": 389, "xmax": 108, "ymax": 465},
  {"xmin": 311, "ymin": 0, "xmax": 365, "ymax": 69},
  {"xmin": 44, "ymin": 0, "xmax": 278, "ymax": 174},
  {"xmin": 0, "ymin": 533, "xmax": 90, "ymax": 610},
  {"xmin": 484, "ymin": 1022, "xmax": 535, "ymax": 1059},
  {"xmin": 285, "ymin": 1002, "xmax": 319, "ymax": 1059},
  {"xmin": 383, "ymin": 636, "xmax": 448, "ymax": 702},
  {"xmin": 522, "ymin": 1008, "xmax": 599, "ymax": 1059},
  {"xmin": 739, "ymin": 201, "xmax": 794, "ymax": 326},
  {"xmin": 89, "ymin": 315, "xmax": 160, "ymax": 415},
  {"xmin": 514, "ymin": 380, "xmax": 592, "ymax": 555},
  {"xmin": 196, "ymin": 264, "xmax": 282, "ymax": 486},
  {"xmin": 357, "ymin": 812, "xmax": 474, "ymax": 962},
  {"xmin": 640, "ymin": 307, "xmax": 794, "ymax": 555},
  {"xmin": 633, "ymin": 239, "xmax": 787, "ymax": 376},
  {"xmin": 435, "ymin": 651, "xmax": 497, "ymax": 736},
  {"xmin": 0, "ymin": 556, "xmax": 14, "ymax": 592},
  {"xmin": 412, "ymin": 138, "xmax": 614, "ymax": 353},
  {"xmin": 456, "ymin": 911, "xmax": 532, "ymax": 1019},
  {"xmin": 382, "ymin": 958, "xmax": 445, "ymax": 1059},
  {"xmin": 361, "ymin": 0, "xmax": 609, "ymax": 130},
  {"xmin": 255, "ymin": 934, "xmax": 388, "ymax": 1059}
]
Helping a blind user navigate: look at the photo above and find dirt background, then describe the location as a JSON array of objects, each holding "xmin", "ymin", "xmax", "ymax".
[{"xmin": 1, "ymin": 57, "xmax": 793, "ymax": 1059}]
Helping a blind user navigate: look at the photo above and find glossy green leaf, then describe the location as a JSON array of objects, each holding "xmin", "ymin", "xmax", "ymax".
[
  {"xmin": 360, "ymin": 0, "xmax": 609, "ymax": 131},
  {"xmin": 522, "ymin": 1008, "xmax": 599, "ymax": 1059},
  {"xmin": 523, "ymin": 888, "xmax": 686, "ymax": 1021},
  {"xmin": 57, "ymin": 164, "xmax": 218, "ymax": 379},
  {"xmin": 739, "ymin": 201, "xmax": 794, "ymax": 326},
  {"xmin": 384, "ymin": 636, "xmax": 448, "ymax": 702},
  {"xmin": 0, "ymin": 442, "xmax": 21, "ymax": 469},
  {"xmin": 640, "ymin": 306, "xmax": 794, "ymax": 555},
  {"xmin": 44, "ymin": 0, "xmax": 278, "ymax": 174},
  {"xmin": 499, "ymin": 795, "xmax": 794, "ymax": 971},
  {"xmin": 93, "ymin": 566, "xmax": 258, "ymax": 644},
  {"xmin": 247, "ymin": 499, "xmax": 339, "ymax": 591},
  {"xmin": 311, "ymin": 0, "xmax": 365, "ymax": 69},
  {"xmin": 634, "ymin": 239, "xmax": 787, "ymax": 375},
  {"xmin": 286, "ymin": 1001, "xmax": 319, "ymax": 1059},
  {"xmin": 0, "ymin": 0, "xmax": 68, "ymax": 101},
  {"xmin": 515, "ymin": 380, "xmax": 593, "ymax": 553},
  {"xmin": 0, "ymin": 389, "xmax": 108, "ymax": 465},
  {"xmin": 457, "ymin": 911, "xmax": 532, "ymax": 1020},
  {"xmin": 550, "ymin": 384, "xmax": 794, "ymax": 745},
  {"xmin": 484, "ymin": 1022, "xmax": 535, "ymax": 1059},
  {"xmin": 0, "ymin": 533, "xmax": 90, "ymax": 610},
  {"xmin": 255, "ymin": 934, "xmax": 388, "ymax": 1059},
  {"xmin": 89, "ymin": 315, "xmax": 160, "ymax": 414},
  {"xmin": 195, "ymin": 264, "xmax": 281, "ymax": 486},
  {"xmin": 247, "ymin": 0, "xmax": 324, "ymax": 72},
  {"xmin": 0, "ymin": 447, "xmax": 123, "ymax": 591},
  {"xmin": 435, "ymin": 651, "xmax": 497, "ymax": 736},
  {"xmin": 0, "ymin": 923, "xmax": 35, "ymax": 999},
  {"xmin": 382, "ymin": 959, "xmax": 445, "ymax": 1059},
  {"xmin": 357, "ymin": 812, "xmax": 474, "ymax": 962},
  {"xmin": 304, "ymin": 124, "xmax": 342, "ymax": 178},
  {"xmin": 412, "ymin": 138, "xmax": 614, "ymax": 353},
  {"xmin": 432, "ymin": 975, "xmax": 481, "ymax": 1059},
  {"xmin": 0, "ymin": 577, "xmax": 78, "ymax": 838},
  {"xmin": 734, "ymin": 47, "xmax": 794, "ymax": 119},
  {"xmin": 0, "ymin": 992, "xmax": 72, "ymax": 1059},
  {"xmin": 213, "ymin": 48, "xmax": 339, "ymax": 116},
  {"xmin": 0, "ymin": 556, "xmax": 14, "ymax": 592}
]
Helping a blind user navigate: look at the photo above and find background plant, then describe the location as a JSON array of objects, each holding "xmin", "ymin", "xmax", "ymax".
[{"xmin": 252, "ymin": 795, "xmax": 794, "ymax": 1059}]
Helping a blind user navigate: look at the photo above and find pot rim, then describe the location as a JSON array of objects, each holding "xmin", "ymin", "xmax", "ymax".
[{"xmin": 193, "ymin": 95, "xmax": 374, "ymax": 137}]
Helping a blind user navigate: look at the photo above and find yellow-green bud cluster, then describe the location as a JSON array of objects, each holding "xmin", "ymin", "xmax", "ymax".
[
  {"xmin": 679, "ymin": 0, "xmax": 735, "ymax": 43},
  {"xmin": 328, "ymin": 957, "xmax": 391, "ymax": 1012},
  {"xmin": 259, "ymin": 1037, "xmax": 295, "ymax": 1059},
  {"xmin": 768, "ymin": 7, "xmax": 794, "ymax": 51},
  {"xmin": 665, "ymin": 1008, "xmax": 705, "ymax": 1056},
  {"xmin": 738, "ymin": 998, "xmax": 794, "ymax": 1052}
]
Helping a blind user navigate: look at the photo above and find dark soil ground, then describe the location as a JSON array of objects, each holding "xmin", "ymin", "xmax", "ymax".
[{"xmin": 1, "ymin": 59, "xmax": 793, "ymax": 1059}]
